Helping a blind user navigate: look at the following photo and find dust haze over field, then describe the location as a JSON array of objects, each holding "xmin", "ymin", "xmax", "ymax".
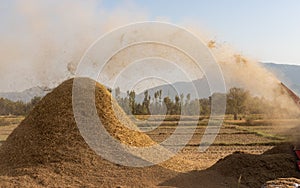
[
  {"xmin": 1, "ymin": 1, "xmax": 299, "ymax": 132},
  {"xmin": 1, "ymin": 2, "xmax": 300, "ymax": 187},
  {"xmin": 0, "ymin": 0, "xmax": 147, "ymax": 92},
  {"xmin": 211, "ymin": 42, "xmax": 300, "ymax": 115},
  {"xmin": 1, "ymin": 1, "xmax": 298, "ymax": 107}
]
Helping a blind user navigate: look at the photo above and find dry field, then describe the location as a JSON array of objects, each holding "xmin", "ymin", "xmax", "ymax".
[
  {"xmin": 1, "ymin": 114, "xmax": 296, "ymax": 171},
  {"xmin": 0, "ymin": 116, "xmax": 23, "ymax": 144},
  {"xmin": 134, "ymin": 115, "xmax": 299, "ymax": 170}
]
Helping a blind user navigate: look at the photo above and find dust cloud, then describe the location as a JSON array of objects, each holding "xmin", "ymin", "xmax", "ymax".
[
  {"xmin": 0, "ymin": 0, "xmax": 147, "ymax": 92},
  {"xmin": 211, "ymin": 42, "xmax": 299, "ymax": 116},
  {"xmin": 1, "ymin": 1, "xmax": 299, "ymax": 118},
  {"xmin": 181, "ymin": 24, "xmax": 300, "ymax": 116}
]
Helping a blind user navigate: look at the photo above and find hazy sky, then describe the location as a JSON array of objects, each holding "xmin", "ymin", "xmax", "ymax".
[
  {"xmin": 0, "ymin": 0, "xmax": 299, "ymax": 92},
  {"xmin": 104, "ymin": 0, "xmax": 300, "ymax": 65}
]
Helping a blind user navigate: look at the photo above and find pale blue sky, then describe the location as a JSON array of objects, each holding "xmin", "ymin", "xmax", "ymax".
[
  {"xmin": 103, "ymin": 0, "xmax": 300, "ymax": 65},
  {"xmin": 0, "ymin": 0, "xmax": 299, "ymax": 91}
]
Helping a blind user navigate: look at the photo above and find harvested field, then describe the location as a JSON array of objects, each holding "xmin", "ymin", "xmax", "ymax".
[
  {"xmin": 0, "ymin": 116, "xmax": 23, "ymax": 144},
  {"xmin": 0, "ymin": 78, "xmax": 299, "ymax": 187}
]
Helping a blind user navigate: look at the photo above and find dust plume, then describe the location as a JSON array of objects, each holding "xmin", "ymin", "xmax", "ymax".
[
  {"xmin": 216, "ymin": 43, "xmax": 299, "ymax": 115},
  {"xmin": 0, "ymin": 0, "xmax": 147, "ymax": 92},
  {"xmin": 181, "ymin": 23, "xmax": 299, "ymax": 116},
  {"xmin": 1, "ymin": 0, "xmax": 299, "ymax": 117}
]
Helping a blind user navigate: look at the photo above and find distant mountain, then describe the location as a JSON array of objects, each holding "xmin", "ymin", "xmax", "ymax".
[
  {"xmin": 134, "ymin": 62, "xmax": 300, "ymax": 100},
  {"xmin": 261, "ymin": 63, "xmax": 300, "ymax": 94},
  {"xmin": 1, "ymin": 63, "xmax": 299, "ymax": 103},
  {"xmin": 0, "ymin": 87, "xmax": 51, "ymax": 103}
]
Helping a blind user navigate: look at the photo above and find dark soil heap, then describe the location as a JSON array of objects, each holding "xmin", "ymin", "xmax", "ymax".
[
  {"xmin": 161, "ymin": 143, "xmax": 300, "ymax": 188},
  {"xmin": 0, "ymin": 78, "xmax": 176, "ymax": 187}
]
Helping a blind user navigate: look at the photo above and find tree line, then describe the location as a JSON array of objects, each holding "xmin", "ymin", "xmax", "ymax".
[
  {"xmin": 114, "ymin": 87, "xmax": 286, "ymax": 120},
  {"xmin": 0, "ymin": 96, "xmax": 41, "ymax": 115},
  {"xmin": 0, "ymin": 87, "xmax": 286, "ymax": 120}
]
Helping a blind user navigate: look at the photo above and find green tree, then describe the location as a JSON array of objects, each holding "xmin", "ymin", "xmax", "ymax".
[
  {"xmin": 30, "ymin": 96, "xmax": 41, "ymax": 106},
  {"xmin": 115, "ymin": 87, "xmax": 121, "ymax": 101},
  {"xmin": 174, "ymin": 95, "xmax": 181, "ymax": 115},
  {"xmin": 142, "ymin": 90, "xmax": 150, "ymax": 115},
  {"xmin": 163, "ymin": 96, "xmax": 173, "ymax": 115},
  {"xmin": 199, "ymin": 98, "xmax": 210, "ymax": 115},
  {"xmin": 127, "ymin": 90, "xmax": 136, "ymax": 115},
  {"xmin": 227, "ymin": 87, "xmax": 249, "ymax": 120},
  {"xmin": 186, "ymin": 93, "xmax": 191, "ymax": 104}
]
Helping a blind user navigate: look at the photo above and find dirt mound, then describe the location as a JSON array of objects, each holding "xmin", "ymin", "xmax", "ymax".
[
  {"xmin": 161, "ymin": 143, "xmax": 300, "ymax": 188},
  {"xmin": 0, "ymin": 78, "xmax": 178, "ymax": 187},
  {"xmin": 263, "ymin": 143, "xmax": 295, "ymax": 155}
]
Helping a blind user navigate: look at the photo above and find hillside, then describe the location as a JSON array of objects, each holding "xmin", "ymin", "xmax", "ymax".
[
  {"xmin": 0, "ymin": 87, "xmax": 51, "ymax": 103},
  {"xmin": 262, "ymin": 62, "xmax": 300, "ymax": 94},
  {"xmin": 1, "ymin": 62, "xmax": 299, "ymax": 102}
]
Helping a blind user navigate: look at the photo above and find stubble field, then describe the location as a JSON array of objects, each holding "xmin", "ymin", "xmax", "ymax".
[{"xmin": 1, "ymin": 115, "xmax": 296, "ymax": 171}]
